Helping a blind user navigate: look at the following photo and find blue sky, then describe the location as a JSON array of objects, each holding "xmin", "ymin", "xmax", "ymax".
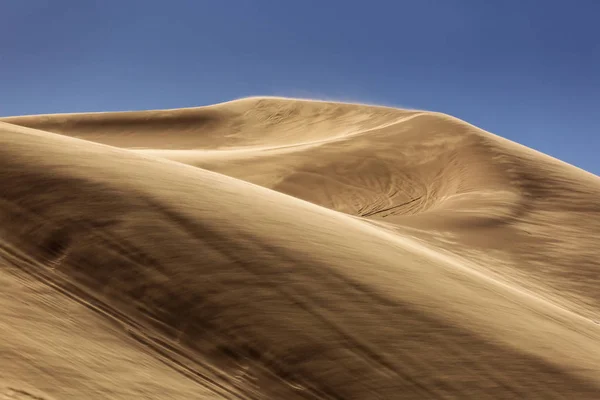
[{"xmin": 2, "ymin": 1, "xmax": 599, "ymax": 174}]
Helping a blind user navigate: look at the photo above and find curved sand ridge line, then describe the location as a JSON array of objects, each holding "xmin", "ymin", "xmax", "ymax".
[
  {"xmin": 2, "ymin": 97, "xmax": 417, "ymax": 149},
  {"xmin": 1, "ymin": 98, "xmax": 524, "ymax": 220},
  {"xmin": 1, "ymin": 97, "xmax": 600, "ymax": 398}
]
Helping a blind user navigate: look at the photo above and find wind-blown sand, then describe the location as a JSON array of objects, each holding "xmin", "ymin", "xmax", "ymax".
[{"xmin": 1, "ymin": 97, "xmax": 599, "ymax": 399}]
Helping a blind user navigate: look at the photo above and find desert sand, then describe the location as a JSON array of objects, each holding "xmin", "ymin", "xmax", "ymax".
[{"xmin": 1, "ymin": 97, "xmax": 599, "ymax": 399}]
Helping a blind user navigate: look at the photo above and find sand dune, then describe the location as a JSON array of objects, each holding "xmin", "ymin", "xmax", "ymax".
[{"xmin": 1, "ymin": 97, "xmax": 600, "ymax": 399}]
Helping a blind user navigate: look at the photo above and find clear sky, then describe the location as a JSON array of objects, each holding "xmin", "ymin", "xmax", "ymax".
[{"xmin": 2, "ymin": 1, "xmax": 599, "ymax": 174}]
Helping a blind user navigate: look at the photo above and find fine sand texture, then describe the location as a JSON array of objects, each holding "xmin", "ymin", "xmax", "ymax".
[{"xmin": 1, "ymin": 97, "xmax": 600, "ymax": 399}]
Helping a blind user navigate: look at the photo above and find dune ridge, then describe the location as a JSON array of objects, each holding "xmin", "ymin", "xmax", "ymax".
[{"xmin": 1, "ymin": 97, "xmax": 600, "ymax": 399}]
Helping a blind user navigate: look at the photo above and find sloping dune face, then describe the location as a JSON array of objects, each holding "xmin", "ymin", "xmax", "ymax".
[{"xmin": 2, "ymin": 98, "xmax": 600, "ymax": 399}]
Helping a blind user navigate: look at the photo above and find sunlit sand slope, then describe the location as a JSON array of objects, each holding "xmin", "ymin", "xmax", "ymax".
[{"xmin": 2, "ymin": 98, "xmax": 600, "ymax": 399}]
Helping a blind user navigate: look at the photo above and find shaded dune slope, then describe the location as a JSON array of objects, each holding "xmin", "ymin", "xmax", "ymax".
[
  {"xmin": 0, "ymin": 261, "xmax": 219, "ymax": 400},
  {"xmin": 2, "ymin": 98, "xmax": 600, "ymax": 399}
]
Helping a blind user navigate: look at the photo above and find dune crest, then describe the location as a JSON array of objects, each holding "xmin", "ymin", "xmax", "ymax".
[{"xmin": 1, "ymin": 97, "xmax": 600, "ymax": 399}]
